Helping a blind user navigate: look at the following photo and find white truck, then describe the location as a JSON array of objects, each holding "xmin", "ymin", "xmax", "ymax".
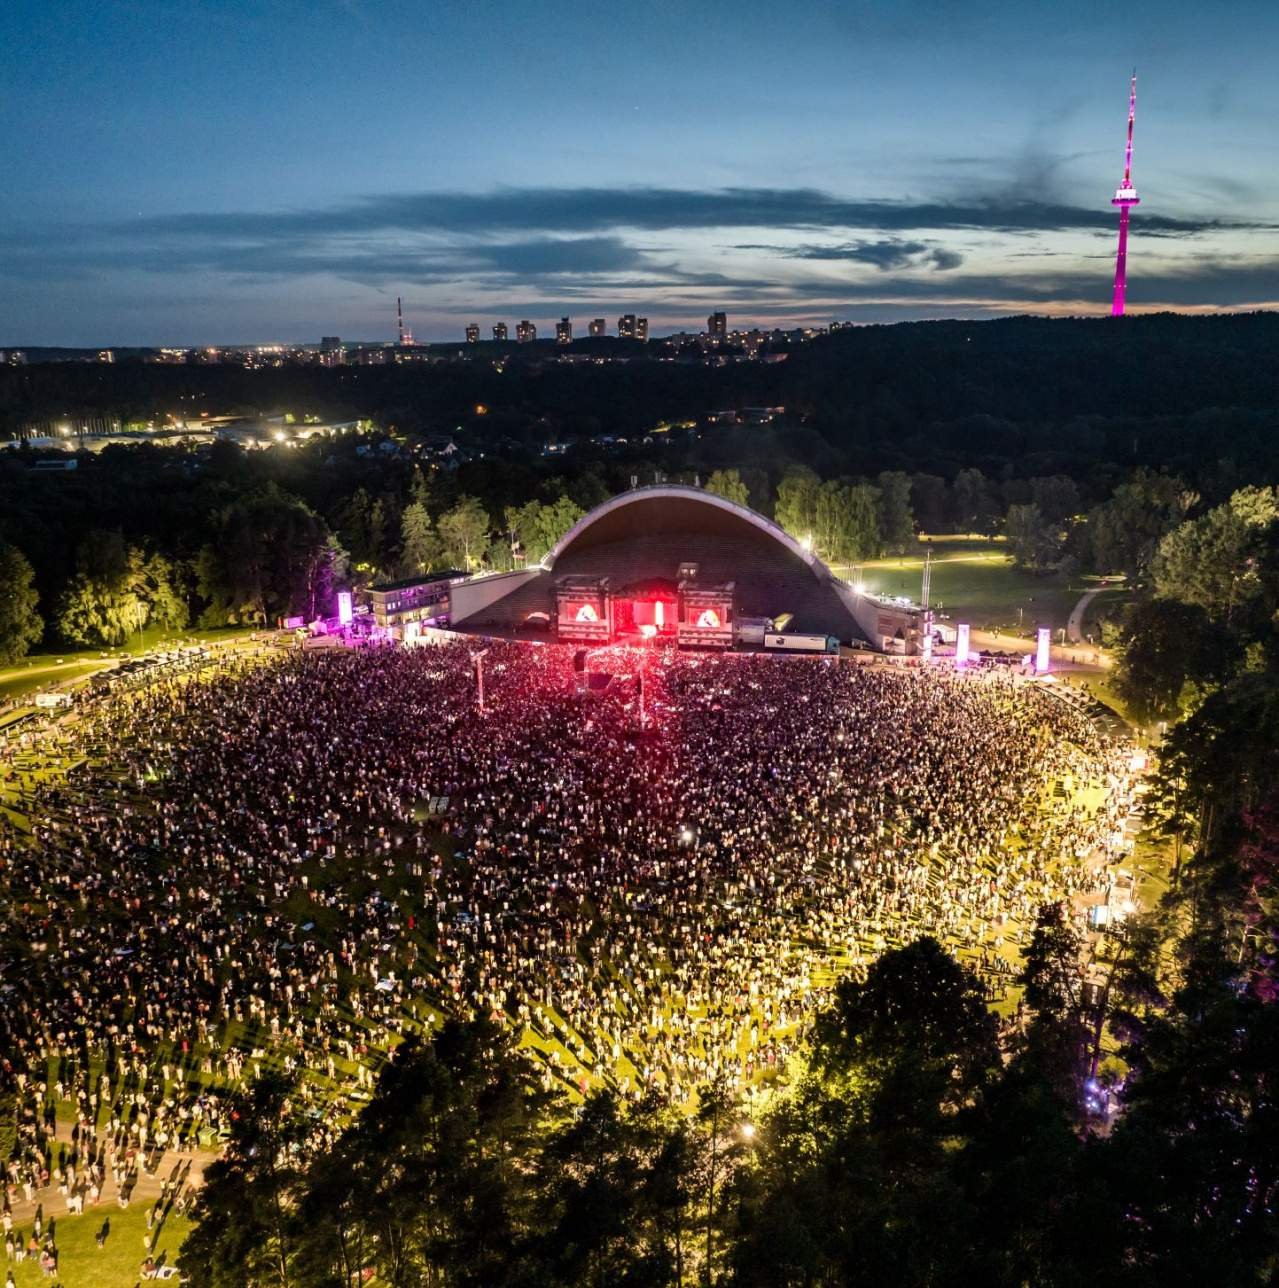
[{"xmin": 763, "ymin": 632, "xmax": 839, "ymax": 654}]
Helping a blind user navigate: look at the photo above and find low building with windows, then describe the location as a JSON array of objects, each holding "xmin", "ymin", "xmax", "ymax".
[{"xmin": 362, "ymin": 571, "xmax": 466, "ymax": 633}]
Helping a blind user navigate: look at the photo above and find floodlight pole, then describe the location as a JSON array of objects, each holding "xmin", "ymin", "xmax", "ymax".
[{"xmin": 474, "ymin": 648, "xmax": 489, "ymax": 715}]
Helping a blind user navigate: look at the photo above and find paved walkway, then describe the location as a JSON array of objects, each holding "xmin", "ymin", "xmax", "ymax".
[
  {"xmin": 5, "ymin": 1122, "xmax": 215, "ymax": 1229},
  {"xmin": 1067, "ymin": 588, "xmax": 1102, "ymax": 643}
]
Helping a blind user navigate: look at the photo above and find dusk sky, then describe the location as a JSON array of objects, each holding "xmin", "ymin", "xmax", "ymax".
[{"xmin": 3, "ymin": 0, "xmax": 1278, "ymax": 346}]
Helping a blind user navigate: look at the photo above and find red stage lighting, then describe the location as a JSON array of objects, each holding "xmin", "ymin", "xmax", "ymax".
[{"xmin": 631, "ymin": 600, "xmax": 676, "ymax": 632}]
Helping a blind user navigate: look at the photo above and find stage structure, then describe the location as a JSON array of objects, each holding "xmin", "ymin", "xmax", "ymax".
[
  {"xmin": 677, "ymin": 580, "xmax": 735, "ymax": 648},
  {"xmin": 555, "ymin": 576, "xmax": 612, "ymax": 643},
  {"xmin": 450, "ymin": 485, "xmax": 922, "ymax": 651}
]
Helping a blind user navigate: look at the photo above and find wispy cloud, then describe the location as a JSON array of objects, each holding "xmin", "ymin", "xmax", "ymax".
[
  {"xmin": 772, "ymin": 239, "xmax": 965, "ymax": 271},
  {"xmin": 3, "ymin": 182, "xmax": 1276, "ymax": 339},
  {"xmin": 119, "ymin": 184, "xmax": 1257, "ymax": 241}
]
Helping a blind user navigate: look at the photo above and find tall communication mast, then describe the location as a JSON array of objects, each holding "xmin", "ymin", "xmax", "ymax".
[
  {"xmin": 1110, "ymin": 72, "xmax": 1140, "ymax": 316},
  {"xmin": 396, "ymin": 296, "xmax": 416, "ymax": 346}
]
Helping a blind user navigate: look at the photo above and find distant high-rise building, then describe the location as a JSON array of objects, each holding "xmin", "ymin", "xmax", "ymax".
[
  {"xmin": 493, "ymin": 322, "xmax": 509, "ymax": 341},
  {"xmin": 555, "ymin": 317, "xmax": 573, "ymax": 345},
  {"xmin": 588, "ymin": 318, "xmax": 607, "ymax": 338},
  {"xmin": 97, "ymin": 349, "xmax": 114, "ymax": 363},
  {"xmin": 636, "ymin": 317, "xmax": 649, "ymax": 342},
  {"xmin": 516, "ymin": 320, "xmax": 537, "ymax": 343},
  {"xmin": 707, "ymin": 311, "xmax": 727, "ymax": 342},
  {"xmin": 618, "ymin": 314, "xmax": 639, "ymax": 339},
  {"xmin": 465, "ymin": 323, "xmax": 480, "ymax": 343},
  {"xmin": 319, "ymin": 337, "xmax": 345, "ymax": 367},
  {"xmin": 320, "ymin": 336, "xmax": 342, "ymax": 352}
]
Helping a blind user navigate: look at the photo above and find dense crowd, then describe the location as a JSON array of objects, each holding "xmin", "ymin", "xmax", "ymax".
[{"xmin": 0, "ymin": 640, "xmax": 1133, "ymax": 1218}]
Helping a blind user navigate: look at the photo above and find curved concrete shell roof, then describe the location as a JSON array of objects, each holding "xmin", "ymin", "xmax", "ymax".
[
  {"xmin": 546, "ymin": 484, "xmax": 828, "ymax": 578},
  {"xmin": 452, "ymin": 484, "xmax": 872, "ymax": 642}
]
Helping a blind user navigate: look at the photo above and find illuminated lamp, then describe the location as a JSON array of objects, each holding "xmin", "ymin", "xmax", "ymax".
[
  {"xmin": 655, "ymin": 600, "xmax": 665, "ymax": 629},
  {"xmin": 639, "ymin": 624, "xmax": 658, "ymax": 639},
  {"xmin": 955, "ymin": 624, "xmax": 970, "ymax": 669},
  {"xmin": 336, "ymin": 591, "xmax": 353, "ymax": 626},
  {"xmin": 1036, "ymin": 626, "xmax": 1051, "ymax": 674},
  {"xmin": 696, "ymin": 608, "xmax": 721, "ymax": 629},
  {"xmin": 575, "ymin": 603, "xmax": 599, "ymax": 623}
]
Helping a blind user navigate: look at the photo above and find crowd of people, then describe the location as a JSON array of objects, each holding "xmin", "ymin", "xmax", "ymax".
[{"xmin": 0, "ymin": 638, "xmax": 1135, "ymax": 1207}]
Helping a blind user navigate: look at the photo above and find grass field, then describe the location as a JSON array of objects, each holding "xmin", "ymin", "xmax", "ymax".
[
  {"xmin": 0, "ymin": 628, "xmax": 258, "ymax": 704},
  {"xmin": 5, "ymin": 1204, "xmax": 191, "ymax": 1288},
  {"xmin": 0, "ymin": 619, "xmax": 1144, "ymax": 1285},
  {"xmin": 833, "ymin": 536, "xmax": 1085, "ymax": 636}
]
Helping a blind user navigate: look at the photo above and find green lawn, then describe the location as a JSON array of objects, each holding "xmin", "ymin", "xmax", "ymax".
[
  {"xmin": 0, "ymin": 628, "xmax": 259, "ymax": 703},
  {"xmin": 834, "ymin": 537, "xmax": 1082, "ymax": 634},
  {"xmin": 5, "ymin": 1203, "xmax": 190, "ymax": 1288}
]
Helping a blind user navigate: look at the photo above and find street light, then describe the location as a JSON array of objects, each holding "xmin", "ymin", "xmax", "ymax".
[{"xmin": 473, "ymin": 648, "xmax": 489, "ymax": 715}]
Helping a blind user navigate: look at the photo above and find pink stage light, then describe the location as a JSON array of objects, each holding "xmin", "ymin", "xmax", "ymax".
[
  {"xmin": 639, "ymin": 623, "xmax": 658, "ymax": 639},
  {"xmin": 336, "ymin": 591, "xmax": 352, "ymax": 626},
  {"xmin": 955, "ymin": 624, "xmax": 970, "ymax": 669},
  {"xmin": 1036, "ymin": 627, "xmax": 1051, "ymax": 674}
]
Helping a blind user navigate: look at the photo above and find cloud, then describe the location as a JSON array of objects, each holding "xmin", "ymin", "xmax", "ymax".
[
  {"xmin": 4, "ymin": 181, "xmax": 1278, "ymax": 342},
  {"xmin": 781, "ymin": 257, "xmax": 1279, "ymax": 311},
  {"xmin": 474, "ymin": 236, "xmax": 644, "ymax": 276},
  {"xmin": 122, "ymin": 184, "xmax": 1255, "ymax": 241},
  {"xmin": 779, "ymin": 239, "xmax": 964, "ymax": 271}
]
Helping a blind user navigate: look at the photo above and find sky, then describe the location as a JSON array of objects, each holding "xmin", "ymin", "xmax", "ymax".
[{"xmin": 3, "ymin": 0, "xmax": 1278, "ymax": 346}]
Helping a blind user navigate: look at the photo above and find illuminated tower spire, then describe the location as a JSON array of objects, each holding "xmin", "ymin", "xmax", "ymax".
[{"xmin": 1110, "ymin": 72, "xmax": 1140, "ymax": 316}]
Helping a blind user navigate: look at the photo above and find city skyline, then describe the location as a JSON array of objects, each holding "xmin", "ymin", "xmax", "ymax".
[{"xmin": 4, "ymin": 0, "xmax": 1279, "ymax": 345}]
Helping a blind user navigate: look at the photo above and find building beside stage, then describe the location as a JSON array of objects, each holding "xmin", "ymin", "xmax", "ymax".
[
  {"xmin": 363, "ymin": 571, "xmax": 466, "ymax": 633},
  {"xmin": 413, "ymin": 485, "xmax": 930, "ymax": 654}
]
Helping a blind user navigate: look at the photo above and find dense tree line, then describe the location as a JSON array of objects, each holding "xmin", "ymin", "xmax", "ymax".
[
  {"xmin": 0, "ymin": 424, "xmax": 1262, "ymax": 663},
  {"xmin": 1113, "ymin": 484, "xmax": 1279, "ymax": 723},
  {"xmin": 7, "ymin": 315, "xmax": 1279, "ymax": 480},
  {"xmin": 5, "ymin": 311, "xmax": 1279, "ymax": 661}
]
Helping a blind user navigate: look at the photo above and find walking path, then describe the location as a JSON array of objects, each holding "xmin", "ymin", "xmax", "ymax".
[
  {"xmin": 5, "ymin": 1122, "xmax": 215, "ymax": 1229},
  {"xmin": 1067, "ymin": 588, "xmax": 1102, "ymax": 643}
]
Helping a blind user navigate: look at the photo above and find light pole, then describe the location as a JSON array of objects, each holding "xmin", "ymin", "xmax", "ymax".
[{"xmin": 473, "ymin": 648, "xmax": 489, "ymax": 715}]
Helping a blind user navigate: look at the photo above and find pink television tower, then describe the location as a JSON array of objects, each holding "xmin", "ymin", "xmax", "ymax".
[{"xmin": 1110, "ymin": 72, "xmax": 1140, "ymax": 316}]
